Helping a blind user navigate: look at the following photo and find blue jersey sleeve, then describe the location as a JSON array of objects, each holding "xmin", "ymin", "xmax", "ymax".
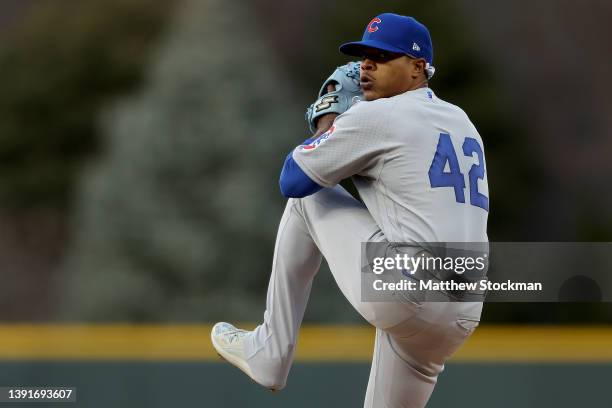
[{"xmin": 279, "ymin": 151, "xmax": 323, "ymax": 198}]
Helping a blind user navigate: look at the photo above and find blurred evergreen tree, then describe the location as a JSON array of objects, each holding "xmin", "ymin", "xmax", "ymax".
[{"xmin": 59, "ymin": 0, "xmax": 360, "ymax": 322}]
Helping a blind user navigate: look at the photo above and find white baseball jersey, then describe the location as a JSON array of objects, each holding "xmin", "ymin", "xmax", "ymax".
[{"xmin": 292, "ymin": 87, "xmax": 489, "ymax": 244}]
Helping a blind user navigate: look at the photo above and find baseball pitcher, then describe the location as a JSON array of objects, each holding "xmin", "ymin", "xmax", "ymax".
[{"xmin": 211, "ymin": 13, "xmax": 488, "ymax": 407}]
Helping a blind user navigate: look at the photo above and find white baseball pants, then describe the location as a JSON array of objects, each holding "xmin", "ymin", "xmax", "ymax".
[{"xmin": 243, "ymin": 186, "xmax": 482, "ymax": 407}]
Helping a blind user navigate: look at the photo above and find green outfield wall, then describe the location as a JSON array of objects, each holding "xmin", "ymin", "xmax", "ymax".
[
  {"xmin": 0, "ymin": 325, "xmax": 610, "ymax": 407},
  {"xmin": 0, "ymin": 362, "xmax": 610, "ymax": 407}
]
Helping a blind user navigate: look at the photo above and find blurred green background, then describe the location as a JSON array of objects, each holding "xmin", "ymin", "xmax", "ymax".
[
  {"xmin": 2, "ymin": 1, "xmax": 612, "ymax": 406},
  {"xmin": 1, "ymin": 0, "xmax": 610, "ymax": 323}
]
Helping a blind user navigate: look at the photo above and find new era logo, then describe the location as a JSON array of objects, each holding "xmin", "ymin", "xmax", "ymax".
[{"xmin": 412, "ymin": 42, "xmax": 420, "ymax": 51}]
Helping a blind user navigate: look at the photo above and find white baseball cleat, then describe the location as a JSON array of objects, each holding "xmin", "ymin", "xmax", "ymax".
[{"xmin": 210, "ymin": 322, "xmax": 277, "ymax": 391}]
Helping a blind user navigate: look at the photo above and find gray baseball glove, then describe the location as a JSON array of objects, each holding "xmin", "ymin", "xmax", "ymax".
[{"xmin": 305, "ymin": 61, "xmax": 362, "ymax": 134}]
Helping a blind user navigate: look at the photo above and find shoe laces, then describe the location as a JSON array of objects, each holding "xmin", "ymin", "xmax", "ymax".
[{"xmin": 226, "ymin": 329, "xmax": 247, "ymax": 345}]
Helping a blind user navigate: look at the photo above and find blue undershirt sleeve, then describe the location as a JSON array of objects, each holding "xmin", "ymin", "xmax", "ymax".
[{"xmin": 279, "ymin": 151, "xmax": 323, "ymax": 198}]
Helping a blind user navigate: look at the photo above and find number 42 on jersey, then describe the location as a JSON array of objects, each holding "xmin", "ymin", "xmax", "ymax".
[{"xmin": 428, "ymin": 133, "xmax": 489, "ymax": 212}]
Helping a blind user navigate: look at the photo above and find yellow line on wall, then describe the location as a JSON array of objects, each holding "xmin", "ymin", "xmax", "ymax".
[{"xmin": 0, "ymin": 325, "xmax": 611, "ymax": 363}]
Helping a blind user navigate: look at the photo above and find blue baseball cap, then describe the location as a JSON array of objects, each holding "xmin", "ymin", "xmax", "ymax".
[{"xmin": 339, "ymin": 13, "xmax": 434, "ymax": 66}]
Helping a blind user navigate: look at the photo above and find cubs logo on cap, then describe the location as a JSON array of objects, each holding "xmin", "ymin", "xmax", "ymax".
[{"xmin": 367, "ymin": 17, "xmax": 381, "ymax": 33}]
